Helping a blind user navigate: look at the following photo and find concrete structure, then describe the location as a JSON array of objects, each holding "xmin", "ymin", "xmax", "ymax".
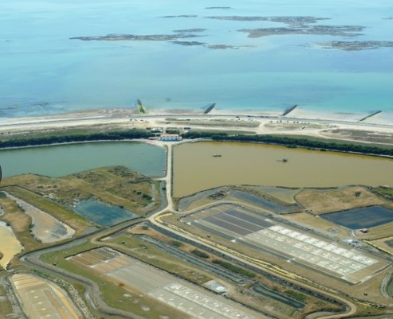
[{"xmin": 159, "ymin": 133, "xmax": 182, "ymax": 141}]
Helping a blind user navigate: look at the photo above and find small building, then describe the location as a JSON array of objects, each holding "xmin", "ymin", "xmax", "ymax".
[
  {"xmin": 203, "ymin": 280, "xmax": 228, "ymax": 294},
  {"xmin": 159, "ymin": 133, "xmax": 182, "ymax": 141}
]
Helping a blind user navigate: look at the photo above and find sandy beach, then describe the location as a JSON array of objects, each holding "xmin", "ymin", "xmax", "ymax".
[{"xmin": 1, "ymin": 107, "xmax": 393, "ymax": 146}]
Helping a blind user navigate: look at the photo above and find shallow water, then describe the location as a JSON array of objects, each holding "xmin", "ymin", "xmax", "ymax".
[
  {"xmin": 321, "ymin": 206, "xmax": 393, "ymax": 229},
  {"xmin": 74, "ymin": 200, "xmax": 139, "ymax": 226},
  {"xmin": 0, "ymin": 0, "xmax": 392, "ymax": 117},
  {"xmin": 173, "ymin": 142, "xmax": 393, "ymax": 197}
]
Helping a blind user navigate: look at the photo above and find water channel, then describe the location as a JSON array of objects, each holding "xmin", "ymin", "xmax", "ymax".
[{"xmin": 173, "ymin": 142, "xmax": 393, "ymax": 197}]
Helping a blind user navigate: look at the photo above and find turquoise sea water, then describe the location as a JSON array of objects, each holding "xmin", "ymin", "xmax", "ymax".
[{"xmin": 1, "ymin": 0, "xmax": 392, "ymax": 117}]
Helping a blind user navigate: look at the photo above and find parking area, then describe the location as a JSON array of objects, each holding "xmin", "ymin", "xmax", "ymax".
[{"xmin": 185, "ymin": 204, "xmax": 389, "ymax": 284}]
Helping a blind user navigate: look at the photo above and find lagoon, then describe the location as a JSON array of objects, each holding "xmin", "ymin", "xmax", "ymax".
[
  {"xmin": 0, "ymin": 142, "xmax": 166, "ymax": 178},
  {"xmin": 173, "ymin": 142, "xmax": 393, "ymax": 197}
]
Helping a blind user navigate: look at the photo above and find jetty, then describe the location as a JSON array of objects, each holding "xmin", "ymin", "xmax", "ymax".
[
  {"xmin": 282, "ymin": 104, "xmax": 298, "ymax": 116},
  {"xmin": 137, "ymin": 99, "xmax": 147, "ymax": 114},
  {"xmin": 359, "ymin": 110, "xmax": 381, "ymax": 122},
  {"xmin": 203, "ymin": 103, "xmax": 216, "ymax": 114}
]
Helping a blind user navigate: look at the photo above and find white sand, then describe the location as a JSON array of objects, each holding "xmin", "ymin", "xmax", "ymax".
[{"xmin": 0, "ymin": 108, "xmax": 392, "ymax": 144}]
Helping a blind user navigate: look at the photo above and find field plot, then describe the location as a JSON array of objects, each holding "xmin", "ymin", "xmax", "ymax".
[
  {"xmin": 184, "ymin": 204, "xmax": 389, "ymax": 284},
  {"xmin": 69, "ymin": 247, "xmax": 266, "ymax": 319},
  {"xmin": 11, "ymin": 273, "xmax": 80, "ymax": 319}
]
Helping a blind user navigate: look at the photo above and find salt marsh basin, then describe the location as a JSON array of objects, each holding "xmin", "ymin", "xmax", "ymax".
[
  {"xmin": 321, "ymin": 206, "xmax": 393, "ymax": 229},
  {"xmin": 173, "ymin": 142, "xmax": 393, "ymax": 197},
  {"xmin": 73, "ymin": 200, "xmax": 139, "ymax": 227}
]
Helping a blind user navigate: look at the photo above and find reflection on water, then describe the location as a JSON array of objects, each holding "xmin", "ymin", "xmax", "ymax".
[
  {"xmin": 0, "ymin": 221, "xmax": 23, "ymax": 269},
  {"xmin": 173, "ymin": 142, "xmax": 393, "ymax": 197}
]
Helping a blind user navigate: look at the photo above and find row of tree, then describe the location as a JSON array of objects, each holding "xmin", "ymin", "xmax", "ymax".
[
  {"xmin": 182, "ymin": 131, "xmax": 393, "ymax": 157},
  {"xmin": 0, "ymin": 129, "xmax": 153, "ymax": 149},
  {"xmin": 2, "ymin": 128, "xmax": 392, "ymax": 158}
]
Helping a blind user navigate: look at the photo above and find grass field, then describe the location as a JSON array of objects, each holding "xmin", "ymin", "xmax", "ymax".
[
  {"xmin": 295, "ymin": 186, "xmax": 387, "ymax": 215},
  {"xmin": 0, "ymin": 280, "xmax": 13, "ymax": 317},
  {"xmin": 3, "ymin": 166, "xmax": 160, "ymax": 217},
  {"xmin": 1, "ymin": 186, "xmax": 91, "ymax": 236}
]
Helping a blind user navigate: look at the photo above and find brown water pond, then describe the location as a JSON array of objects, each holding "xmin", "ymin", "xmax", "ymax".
[{"xmin": 173, "ymin": 142, "xmax": 393, "ymax": 197}]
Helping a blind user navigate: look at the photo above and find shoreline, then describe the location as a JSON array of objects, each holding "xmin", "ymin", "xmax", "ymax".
[{"xmin": 0, "ymin": 107, "xmax": 393, "ymax": 147}]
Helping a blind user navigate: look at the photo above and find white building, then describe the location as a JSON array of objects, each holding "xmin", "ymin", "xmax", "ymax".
[{"xmin": 159, "ymin": 133, "xmax": 182, "ymax": 141}]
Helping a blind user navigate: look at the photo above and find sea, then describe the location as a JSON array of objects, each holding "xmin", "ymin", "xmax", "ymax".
[{"xmin": 1, "ymin": 0, "xmax": 393, "ymax": 119}]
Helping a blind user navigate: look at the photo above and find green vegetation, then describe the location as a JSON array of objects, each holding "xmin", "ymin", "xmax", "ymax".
[
  {"xmin": 3, "ymin": 166, "xmax": 159, "ymax": 217},
  {"xmin": 212, "ymin": 259, "xmax": 256, "ymax": 278},
  {"xmin": 191, "ymin": 249, "xmax": 209, "ymax": 259},
  {"xmin": 0, "ymin": 129, "xmax": 152, "ymax": 149},
  {"xmin": 40, "ymin": 242, "xmax": 187, "ymax": 319},
  {"xmin": 166, "ymin": 129, "xmax": 181, "ymax": 134},
  {"xmin": 170, "ymin": 240, "xmax": 183, "ymax": 247},
  {"xmin": 137, "ymin": 99, "xmax": 147, "ymax": 114},
  {"xmin": 182, "ymin": 132, "xmax": 393, "ymax": 157},
  {"xmin": 0, "ymin": 195, "xmax": 44, "ymax": 257},
  {"xmin": 373, "ymin": 186, "xmax": 393, "ymax": 201},
  {"xmin": 2, "ymin": 186, "xmax": 91, "ymax": 236},
  {"xmin": 285, "ymin": 290, "xmax": 307, "ymax": 302},
  {"xmin": 0, "ymin": 283, "xmax": 13, "ymax": 317}
]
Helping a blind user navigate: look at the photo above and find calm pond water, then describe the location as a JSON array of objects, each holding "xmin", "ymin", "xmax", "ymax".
[
  {"xmin": 0, "ymin": 142, "xmax": 166, "ymax": 178},
  {"xmin": 321, "ymin": 206, "xmax": 393, "ymax": 229},
  {"xmin": 74, "ymin": 200, "xmax": 139, "ymax": 227},
  {"xmin": 173, "ymin": 142, "xmax": 393, "ymax": 197}
]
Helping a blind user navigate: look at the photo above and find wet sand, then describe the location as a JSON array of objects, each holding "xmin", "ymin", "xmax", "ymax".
[{"xmin": 0, "ymin": 221, "xmax": 23, "ymax": 269}]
